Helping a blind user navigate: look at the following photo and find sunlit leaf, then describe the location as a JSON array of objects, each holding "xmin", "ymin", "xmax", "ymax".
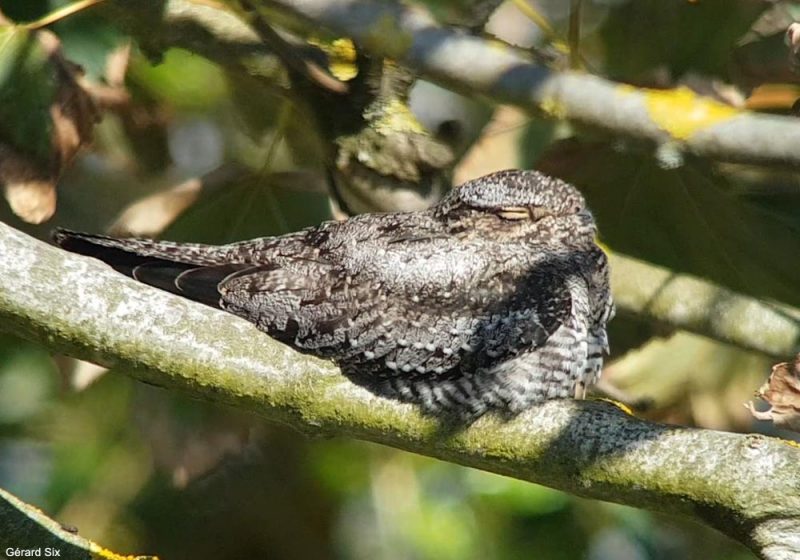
[
  {"xmin": 127, "ymin": 49, "xmax": 227, "ymax": 112},
  {"xmin": 0, "ymin": 24, "xmax": 57, "ymax": 164}
]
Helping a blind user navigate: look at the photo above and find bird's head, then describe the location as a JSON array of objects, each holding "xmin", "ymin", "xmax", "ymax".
[{"xmin": 434, "ymin": 169, "xmax": 595, "ymax": 243}]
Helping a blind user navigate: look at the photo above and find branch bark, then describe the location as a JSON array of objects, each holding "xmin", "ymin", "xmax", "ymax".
[
  {"xmin": 609, "ymin": 254, "xmax": 800, "ymax": 359},
  {"xmin": 258, "ymin": 0, "xmax": 800, "ymax": 169},
  {"xmin": 104, "ymin": 0, "xmax": 270, "ymax": 68},
  {"xmin": 2, "ymin": 223, "xmax": 800, "ymax": 559},
  {"xmin": 96, "ymin": 0, "xmax": 800, "ymax": 169}
]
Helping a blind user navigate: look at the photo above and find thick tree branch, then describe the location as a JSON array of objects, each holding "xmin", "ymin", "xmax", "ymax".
[
  {"xmin": 258, "ymin": 0, "xmax": 800, "ymax": 169},
  {"xmin": 2, "ymin": 222, "xmax": 800, "ymax": 559}
]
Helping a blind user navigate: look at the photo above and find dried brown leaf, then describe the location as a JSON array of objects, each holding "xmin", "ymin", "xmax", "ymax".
[
  {"xmin": 3, "ymin": 180, "xmax": 57, "ymax": 224},
  {"xmin": 0, "ymin": 145, "xmax": 55, "ymax": 223},
  {"xmin": 109, "ymin": 177, "xmax": 205, "ymax": 238},
  {"xmin": 40, "ymin": 30, "xmax": 99, "ymax": 170},
  {"xmin": 0, "ymin": 26, "xmax": 98, "ymax": 223},
  {"xmin": 747, "ymin": 355, "xmax": 800, "ymax": 432},
  {"xmin": 108, "ymin": 164, "xmax": 250, "ymax": 237}
]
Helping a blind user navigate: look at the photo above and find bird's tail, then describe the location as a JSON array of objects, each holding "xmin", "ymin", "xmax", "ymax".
[{"xmin": 52, "ymin": 229, "xmax": 248, "ymax": 307}]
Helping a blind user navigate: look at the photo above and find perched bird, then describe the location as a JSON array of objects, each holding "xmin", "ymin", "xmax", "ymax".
[{"xmin": 54, "ymin": 170, "xmax": 613, "ymax": 418}]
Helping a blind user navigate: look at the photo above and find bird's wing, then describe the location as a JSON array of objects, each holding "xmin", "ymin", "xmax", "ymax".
[
  {"xmin": 207, "ymin": 218, "xmax": 439, "ymax": 353},
  {"xmin": 214, "ymin": 256, "xmax": 355, "ymax": 350},
  {"xmin": 206, "ymin": 216, "xmax": 478, "ymax": 358},
  {"xmin": 206, "ymin": 216, "xmax": 578, "ymax": 391}
]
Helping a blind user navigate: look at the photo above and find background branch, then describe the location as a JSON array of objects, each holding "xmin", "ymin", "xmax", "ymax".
[
  {"xmin": 2, "ymin": 223, "xmax": 800, "ymax": 559},
  {"xmin": 259, "ymin": 0, "xmax": 800, "ymax": 169},
  {"xmin": 102, "ymin": 0, "xmax": 285, "ymax": 91},
  {"xmin": 94, "ymin": 0, "xmax": 800, "ymax": 170},
  {"xmin": 107, "ymin": 0, "xmax": 265, "ymax": 60},
  {"xmin": 610, "ymin": 254, "xmax": 800, "ymax": 359}
]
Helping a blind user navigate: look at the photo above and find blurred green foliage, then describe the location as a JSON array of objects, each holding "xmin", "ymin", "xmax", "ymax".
[
  {"xmin": 0, "ymin": 0, "xmax": 796, "ymax": 558},
  {"xmin": 0, "ymin": 25, "xmax": 58, "ymax": 165},
  {"xmin": 600, "ymin": 0, "xmax": 764, "ymax": 82}
]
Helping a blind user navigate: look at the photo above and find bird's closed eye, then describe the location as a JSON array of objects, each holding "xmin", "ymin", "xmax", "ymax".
[
  {"xmin": 497, "ymin": 207, "xmax": 529, "ymax": 220},
  {"xmin": 496, "ymin": 206, "xmax": 552, "ymax": 221}
]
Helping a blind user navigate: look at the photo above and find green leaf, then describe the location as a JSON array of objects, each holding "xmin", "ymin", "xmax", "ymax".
[
  {"xmin": 0, "ymin": 485, "xmax": 154, "ymax": 560},
  {"xmin": 128, "ymin": 49, "xmax": 228, "ymax": 112},
  {"xmin": 164, "ymin": 173, "xmax": 332, "ymax": 244},
  {"xmin": 600, "ymin": 0, "xmax": 767, "ymax": 82},
  {"xmin": 54, "ymin": 10, "xmax": 125, "ymax": 81}
]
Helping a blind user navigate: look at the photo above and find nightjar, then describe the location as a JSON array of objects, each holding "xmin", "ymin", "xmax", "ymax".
[{"xmin": 54, "ymin": 170, "xmax": 613, "ymax": 418}]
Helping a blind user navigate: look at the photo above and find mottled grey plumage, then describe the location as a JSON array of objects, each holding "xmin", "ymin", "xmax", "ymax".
[{"xmin": 54, "ymin": 170, "xmax": 613, "ymax": 418}]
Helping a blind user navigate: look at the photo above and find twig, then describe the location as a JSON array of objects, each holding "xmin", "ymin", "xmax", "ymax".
[
  {"xmin": 238, "ymin": 0, "xmax": 348, "ymax": 93},
  {"xmin": 24, "ymin": 0, "xmax": 107, "ymax": 30},
  {"xmin": 0, "ymin": 486, "xmax": 149, "ymax": 559}
]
